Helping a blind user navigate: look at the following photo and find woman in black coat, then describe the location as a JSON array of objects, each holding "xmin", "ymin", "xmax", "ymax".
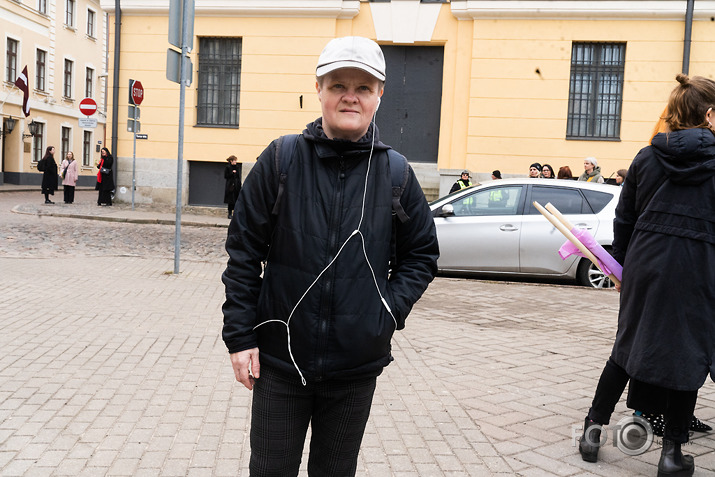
[
  {"xmin": 38, "ymin": 146, "xmax": 58, "ymax": 204},
  {"xmin": 579, "ymin": 74, "xmax": 715, "ymax": 475},
  {"xmin": 224, "ymin": 155, "xmax": 241, "ymax": 219},
  {"xmin": 96, "ymin": 147, "xmax": 115, "ymax": 206}
]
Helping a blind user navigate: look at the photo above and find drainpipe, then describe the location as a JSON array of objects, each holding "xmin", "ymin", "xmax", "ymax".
[
  {"xmin": 682, "ymin": 0, "xmax": 694, "ymax": 74},
  {"xmin": 111, "ymin": 0, "xmax": 121, "ymax": 182}
]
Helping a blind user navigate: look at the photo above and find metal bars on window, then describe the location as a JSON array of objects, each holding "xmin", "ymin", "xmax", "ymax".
[
  {"xmin": 197, "ymin": 37, "xmax": 242, "ymax": 127},
  {"xmin": 567, "ymin": 42, "xmax": 625, "ymax": 140}
]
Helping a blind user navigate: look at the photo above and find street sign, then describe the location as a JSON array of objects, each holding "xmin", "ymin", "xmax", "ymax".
[
  {"xmin": 128, "ymin": 105, "xmax": 140, "ymax": 120},
  {"xmin": 79, "ymin": 97, "xmax": 97, "ymax": 116},
  {"xmin": 129, "ymin": 79, "xmax": 144, "ymax": 106},
  {"xmin": 168, "ymin": 0, "xmax": 195, "ymax": 50},
  {"xmin": 166, "ymin": 48, "xmax": 193, "ymax": 85},
  {"xmin": 127, "ymin": 120, "xmax": 141, "ymax": 133},
  {"xmin": 79, "ymin": 118, "xmax": 97, "ymax": 128},
  {"xmin": 135, "ymin": 134, "xmax": 148, "ymax": 140}
]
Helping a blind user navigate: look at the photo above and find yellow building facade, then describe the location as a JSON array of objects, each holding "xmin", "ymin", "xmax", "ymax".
[
  {"xmin": 0, "ymin": 0, "xmax": 107, "ymax": 186},
  {"xmin": 97, "ymin": 0, "xmax": 715, "ymax": 204}
]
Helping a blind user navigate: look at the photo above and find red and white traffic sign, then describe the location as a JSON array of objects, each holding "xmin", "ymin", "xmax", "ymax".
[
  {"xmin": 130, "ymin": 80, "xmax": 144, "ymax": 106},
  {"xmin": 79, "ymin": 97, "xmax": 97, "ymax": 116}
]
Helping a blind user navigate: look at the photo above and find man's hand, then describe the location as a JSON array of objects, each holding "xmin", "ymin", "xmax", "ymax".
[{"xmin": 230, "ymin": 348, "xmax": 260, "ymax": 390}]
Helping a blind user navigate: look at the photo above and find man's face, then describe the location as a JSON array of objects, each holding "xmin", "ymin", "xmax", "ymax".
[
  {"xmin": 461, "ymin": 173, "xmax": 469, "ymax": 181},
  {"xmin": 316, "ymin": 68, "xmax": 383, "ymax": 142},
  {"xmin": 584, "ymin": 161, "xmax": 594, "ymax": 173}
]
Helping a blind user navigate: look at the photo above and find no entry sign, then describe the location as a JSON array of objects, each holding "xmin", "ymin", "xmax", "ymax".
[{"xmin": 79, "ymin": 97, "xmax": 97, "ymax": 116}]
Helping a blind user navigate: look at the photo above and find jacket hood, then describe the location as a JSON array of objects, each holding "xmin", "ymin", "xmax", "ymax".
[
  {"xmin": 302, "ymin": 117, "xmax": 390, "ymax": 157},
  {"xmin": 651, "ymin": 128, "xmax": 715, "ymax": 185}
]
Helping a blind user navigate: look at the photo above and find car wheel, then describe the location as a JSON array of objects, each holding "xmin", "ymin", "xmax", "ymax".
[{"xmin": 576, "ymin": 258, "xmax": 615, "ymax": 288}]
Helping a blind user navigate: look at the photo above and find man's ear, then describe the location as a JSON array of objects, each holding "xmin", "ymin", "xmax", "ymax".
[{"xmin": 315, "ymin": 81, "xmax": 322, "ymax": 101}]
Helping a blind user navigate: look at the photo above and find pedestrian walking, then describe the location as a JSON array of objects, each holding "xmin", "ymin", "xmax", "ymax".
[
  {"xmin": 221, "ymin": 35, "xmax": 439, "ymax": 477},
  {"xmin": 37, "ymin": 146, "xmax": 58, "ymax": 204},
  {"xmin": 223, "ymin": 155, "xmax": 241, "ymax": 219},
  {"xmin": 60, "ymin": 151, "xmax": 79, "ymax": 204},
  {"xmin": 578, "ymin": 74, "xmax": 715, "ymax": 476},
  {"xmin": 96, "ymin": 147, "xmax": 114, "ymax": 206}
]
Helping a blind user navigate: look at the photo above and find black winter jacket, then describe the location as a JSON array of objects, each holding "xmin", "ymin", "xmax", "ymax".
[
  {"xmin": 222, "ymin": 119, "xmax": 439, "ymax": 382},
  {"xmin": 611, "ymin": 127, "xmax": 715, "ymax": 391}
]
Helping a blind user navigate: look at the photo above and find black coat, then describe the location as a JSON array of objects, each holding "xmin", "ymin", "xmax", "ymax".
[
  {"xmin": 40, "ymin": 157, "xmax": 58, "ymax": 194},
  {"xmin": 96, "ymin": 155, "xmax": 115, "ymax": 192},
  {"xmin": 222, "ymin": 119, "xmax": 439, "ymax": 381},
  {"xmin": 611, "ymin": 128, "xmax": 715, "ymax": 391},
  {"xmin": 224, "ymin": 164, "xmax": 241, "ymax": 204}
]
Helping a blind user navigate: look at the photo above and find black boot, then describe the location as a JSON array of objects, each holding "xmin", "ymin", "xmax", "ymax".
[
  {"xmin": 657, "ymin": 440, "xmax": 694, "ymax": 477},
  {"xmin": 579, "ymin": 418, "xmax": 602, "ymax": 463}
]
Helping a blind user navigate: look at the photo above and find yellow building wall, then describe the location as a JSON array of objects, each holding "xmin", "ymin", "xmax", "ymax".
[{"xmin": 466, "ymin": 18, "xmax": 710, "ymax": 179}]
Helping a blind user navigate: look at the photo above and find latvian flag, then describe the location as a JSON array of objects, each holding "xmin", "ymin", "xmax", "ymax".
[{"xmin": 14, "ymin": 66, "xmax": 30, "ymax": 117}]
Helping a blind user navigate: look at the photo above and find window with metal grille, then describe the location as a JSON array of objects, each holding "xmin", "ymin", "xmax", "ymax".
[
  {"xmin": 86, "ymin": 67, "xmax": 93, "ymax": 98},
  {"xmin": 61, "ymin": 126, "xmax": 71, "ymax": 160},
  {"xmin": 83, "ymin": 131, "xmax": 92, "ymax": 166},
  {"xmin": 36, "ymin": 49, "xmax": 46, "ymax": 91},
  {"xmin": 65, "ymin": 0, "xmax": 75, "ymax": 27},
  {"xmin": 566, "ymin": 42, "xmax": 625, "ymax": 140},
  {"xmin": 197, "ymin": 37, "xmax": 241, "ymax": 127},
  {"xmin": 33, "ymin": 123, "xmax": 44, "ymax": 163},
  {"xmin": 6, "ymin": 38, "xmax": 18, "ymax": 83},
  {"xmin": 64, "ymin": 59, "xmax": 73, "ymax": 98}
]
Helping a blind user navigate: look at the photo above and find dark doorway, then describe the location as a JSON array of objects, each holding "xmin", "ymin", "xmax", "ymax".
[
  {"xmin": 376, "ymin": 45, "xmax": 444, "ymax": 163},
  {"xmin": 188, "ymin": 160, "xmax": 239, "ymax": 206}
]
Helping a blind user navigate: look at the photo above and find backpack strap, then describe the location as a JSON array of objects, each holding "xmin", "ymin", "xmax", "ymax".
[
  {"xmin": 386, "ymin": 148, "xmax": 410, "ymax": 223},
  {"xmin": 271, "ymin": 134, "xmax": 299, "ymax": 216}
]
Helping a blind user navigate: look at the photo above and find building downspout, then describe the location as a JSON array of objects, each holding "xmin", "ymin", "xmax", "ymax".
[
  {"xmin": 111, "ymin": 0, "xmax": 121, "ymax": 182},
  {"xmin": 682, "ymin": 0, "xmax": 694, "ymax": 74}
]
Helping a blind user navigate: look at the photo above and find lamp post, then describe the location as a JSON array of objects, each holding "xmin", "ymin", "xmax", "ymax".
[{"xmin": 24, "ymin": 120, "xmax": 40, "ymax": 139}]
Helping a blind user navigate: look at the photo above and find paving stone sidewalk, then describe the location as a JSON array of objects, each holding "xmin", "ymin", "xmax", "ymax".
[{"xmin": 1, "ymin": 194, "xmax": 714, "ymax": 475}]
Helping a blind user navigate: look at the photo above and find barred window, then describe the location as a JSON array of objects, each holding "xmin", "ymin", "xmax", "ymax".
[
  {"xmin": 197, "ymin": 37, "xmax": 241, "ymax": 127},
  {"xmin": 567, "ymin": 42, "xmax": 626, "ymax": 140}
]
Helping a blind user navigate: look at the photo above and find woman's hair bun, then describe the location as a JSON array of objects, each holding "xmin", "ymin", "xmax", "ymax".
[{"xmin": 676, "ymin": 73, "xmax": 690, "ymax": 85}]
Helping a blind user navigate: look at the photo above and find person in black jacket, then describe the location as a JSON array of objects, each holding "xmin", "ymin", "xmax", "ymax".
[
  {"xmin": 222, "ymin": 36, "xmax": 439, "ymax": 476},
  {"xmin": 38, "ymin": 146, "xmax": 58, "ymax": 204},
  {"xmin": 96, "ymin": 147, "xmax": 115, "ymax": 206},
  {"xmin": 578, "ymin": 74, "xmax": 715, "ymax": 476},
  {"xmin": 449, "ymin": 170, "xmax": 472, "ymax": 193},
  {"xmin": 223, "ymin": 155, "xmax": 241, "ymax": 219}
]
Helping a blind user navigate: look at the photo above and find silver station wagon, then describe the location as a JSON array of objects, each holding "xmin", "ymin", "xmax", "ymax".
[{"xmin": 430, "ymin": 178, "xmax": 621, "ymax": 288}]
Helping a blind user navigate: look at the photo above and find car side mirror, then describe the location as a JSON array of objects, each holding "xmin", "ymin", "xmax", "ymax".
[{"xmin": 439, "ymin": 203, "xmax": 455, "ymax": 217}]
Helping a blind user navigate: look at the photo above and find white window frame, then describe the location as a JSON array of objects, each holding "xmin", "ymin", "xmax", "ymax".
[
  {"xmin": 63, "ymin": 57, "xmax": 75, "ymax": 99},
  {"xmin": 86, "ymin": 8, "xmax": 96, "ymax": 38},
  {"xmin": 36, "ymin": 48, "xmax": 47, "ymax": 91},
  {"xmin": 65, "ymin": 0, "xmax": 76, "ymax": 28},
  {"xmin": 82, "ymin": 130, "xmax": 93, "ymax": 166}
]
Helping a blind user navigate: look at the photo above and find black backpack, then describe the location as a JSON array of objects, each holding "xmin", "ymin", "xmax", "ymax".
[{"xmin": 270, "ymin": 134, "xmax": 410, "ymax": 224}]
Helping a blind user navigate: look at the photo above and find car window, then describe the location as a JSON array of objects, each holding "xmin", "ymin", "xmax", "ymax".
[
  {"xmin": 450, "ymin": 186, "xmax": 522, "ymax": 216},
  {"xmin": 582, "ymin": 189, "xmax": 614, "ymax": 213},
  {"xmin": 528, "ymin": 186, "xmax": 586, "ymax": 215}
]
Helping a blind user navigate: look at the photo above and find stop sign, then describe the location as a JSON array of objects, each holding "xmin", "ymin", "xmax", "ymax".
[
  {"xmin": 79, "ymin": 97, "xmax": 97, "ymax": 116},
  {"xmin": 131, "ymin": 80, "xmax": 144, "ymax": 105}
]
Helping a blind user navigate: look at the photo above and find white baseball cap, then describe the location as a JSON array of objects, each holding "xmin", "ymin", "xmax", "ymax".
[{"xmin": 316, "ymin": 36, "xmax": 386, "ymax": 82}]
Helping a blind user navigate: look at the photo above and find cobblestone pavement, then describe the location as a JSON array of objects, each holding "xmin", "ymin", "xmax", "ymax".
[{"xmin": 1, "ymin": 190, "xmax": 714, "ymax": 476}]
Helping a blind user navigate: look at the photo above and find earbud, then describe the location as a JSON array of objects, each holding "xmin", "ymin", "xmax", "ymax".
[{"xmin": 376, "ymin": 97, "xmax": 381, "ymax": 111}]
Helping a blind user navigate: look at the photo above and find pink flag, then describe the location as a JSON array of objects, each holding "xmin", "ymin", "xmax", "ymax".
[{"xmin": 14, "ymin": 66, "xmax": 30, "ymax": 117}]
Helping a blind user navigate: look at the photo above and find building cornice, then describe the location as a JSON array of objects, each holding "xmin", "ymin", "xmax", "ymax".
[
  {"xmin": 450, "ymin": 1, "xmax": 715, "ymax": 21},
  {"xmin": 99, "ymin": 0, "xmax": 360, "ymax": 18}
]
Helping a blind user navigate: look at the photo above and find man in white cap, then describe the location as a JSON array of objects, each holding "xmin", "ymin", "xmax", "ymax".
[{"xmin": 222, "ymin": 36, "xmax": 439, "ymax": 476}]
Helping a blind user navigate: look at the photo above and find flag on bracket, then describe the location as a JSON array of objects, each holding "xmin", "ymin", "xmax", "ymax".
[{"xmin": 14, "ymin": 66, "xmax": 30, "ymax": 117}]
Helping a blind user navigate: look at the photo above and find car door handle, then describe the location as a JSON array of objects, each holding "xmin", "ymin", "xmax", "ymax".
[
  {"xmin": 499, "ymin": 224, "xmax": 519, "ymax": 232},
  {"xmin": 574, "ymin": 223, "xmax": 593, "ymax": 230}
]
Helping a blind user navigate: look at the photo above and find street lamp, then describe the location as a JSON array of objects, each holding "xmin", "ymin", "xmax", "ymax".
[
  {"xmin": 0, "ymin": 117, "xmax": 16, "ymax": 136},
  {"xmin": 23, "ymin": 120, "xmax": 40, "ymax": 139}
]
